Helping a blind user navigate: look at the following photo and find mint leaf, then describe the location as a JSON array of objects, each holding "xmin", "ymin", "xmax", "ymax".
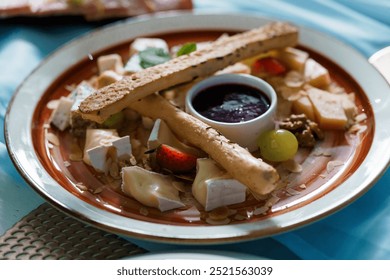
[
  {"xmin": 138, "ymin": 47, "xmax": 171, "ymax": 69},
  {"xmin": 176, "ymin": 43, "xmax": 197, "ymax": 56}
]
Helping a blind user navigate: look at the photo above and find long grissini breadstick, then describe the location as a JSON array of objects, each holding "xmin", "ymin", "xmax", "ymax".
[
  {"xmin": 128, "ymin": 94, "xmax": 279, "ymax": 196},
  {"xmin": 79, "ymin": 22, "xmax": 298, "ymax": 123}
]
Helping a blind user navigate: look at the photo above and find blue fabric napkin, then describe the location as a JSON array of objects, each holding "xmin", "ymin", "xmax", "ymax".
[{"xmin": 1, "ymin": 0, "xmax": 389, "ymax": 259}]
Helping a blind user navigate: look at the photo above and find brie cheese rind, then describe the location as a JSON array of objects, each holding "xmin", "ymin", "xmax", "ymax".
[
  {"xmin": 121, "ymin": 166, "xmax": 184, "ymax": 212},
  {"xmin": 83, "ymin": 129, "xmax": 132, "ymax": 173},
  {"xmin": 192, "ymin": 158, "xmax": 246, "ymax": 211}
]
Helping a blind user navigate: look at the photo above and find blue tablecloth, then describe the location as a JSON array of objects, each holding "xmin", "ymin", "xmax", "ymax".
[{"xmin": 1, "ymin": 0, "xmax": 390, "ymax": 260}]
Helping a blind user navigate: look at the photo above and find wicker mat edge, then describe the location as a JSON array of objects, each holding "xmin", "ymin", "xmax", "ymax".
[{"xmin": 0, "ymin": 203, "xmax": 147, "ymax": 260}]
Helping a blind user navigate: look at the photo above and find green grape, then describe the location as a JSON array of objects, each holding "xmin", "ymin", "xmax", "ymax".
[
  {"xmin": 103, "ymin": 111, "xmax": 125, "ymax": 128},
  {"xmin": 257, "ymin": 129, "xmax": 298, "ymax": 162}
]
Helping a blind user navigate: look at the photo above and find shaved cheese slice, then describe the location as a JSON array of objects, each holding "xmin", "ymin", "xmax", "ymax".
[
  {"xmin": 292, "ymin": 95, "xmax": 315, "ymax": 121},
  {"xmin": 307, "ymin": 87, "xmax": 348, "ymax": 130}
]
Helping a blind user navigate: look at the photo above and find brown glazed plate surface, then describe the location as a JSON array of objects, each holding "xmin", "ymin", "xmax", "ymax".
[{"xmin": 5, "ymin": 12, "xmax": 390, "ymax": 244}]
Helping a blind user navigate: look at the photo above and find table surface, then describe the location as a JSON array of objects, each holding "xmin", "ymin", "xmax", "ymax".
[{"xmin": 1, "ymin": 0, "xmax": 390, "ymax": 260}]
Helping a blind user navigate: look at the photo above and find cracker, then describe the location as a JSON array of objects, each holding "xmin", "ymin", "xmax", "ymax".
[{"xmin": 79, "ymin": 22, "xmax": 298, "ymax": 123}]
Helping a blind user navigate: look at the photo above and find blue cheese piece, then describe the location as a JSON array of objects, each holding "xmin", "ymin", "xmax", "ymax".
[
  {"xmin": 192, "ymin": 158, "xmax": 246, "ymax": 211},
  {"xmin": 121, "ymin": 166, "xmax": 184, "ymax": 212},
  {"xmin": 69, "ymin": 82, "xmax": 95, "ymax": 130},
  {"xmin": 70, "ymin": 82, "xmax": 94, "ymax": 112},
  {"xmin": 83, "ymin": 129, "xmax": 131, "ymax": 173},
  {"xmin": 50, "ymin": 96, "xmax": 74, "ymax": 131}
]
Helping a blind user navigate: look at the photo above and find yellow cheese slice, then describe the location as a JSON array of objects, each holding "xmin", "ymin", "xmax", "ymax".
[
  {"xmin": 292, "ymin": 95, "xmax": 315, "ymax": 121},
  {"xmin": 307, "ymin": 87, "xmax": 347, "ymax": 130}
]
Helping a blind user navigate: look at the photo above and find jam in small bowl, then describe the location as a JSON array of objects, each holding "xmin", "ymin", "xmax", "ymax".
[{"xmin": 185, "ymin": 73, "xmax": 277, "ymax": 151}]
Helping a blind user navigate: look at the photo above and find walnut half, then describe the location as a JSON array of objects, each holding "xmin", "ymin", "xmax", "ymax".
[{"xmin": 279, "ymin": 114, "xmax": 324, "ymax": 148}]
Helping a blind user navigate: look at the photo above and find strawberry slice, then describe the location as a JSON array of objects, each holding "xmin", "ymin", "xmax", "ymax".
[
  {"xmin": 252, "ymin": 57, "xmax": 287, "ymax": 75},
  {"xmin": 155, "ymin": 144, "xmax": 198, "ymax": 173}
]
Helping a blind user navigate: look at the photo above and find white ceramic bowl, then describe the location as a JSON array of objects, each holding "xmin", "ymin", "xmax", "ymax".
[{"xmin": 185, "ymin": 74, "xmax": 277, "ymax": 151}]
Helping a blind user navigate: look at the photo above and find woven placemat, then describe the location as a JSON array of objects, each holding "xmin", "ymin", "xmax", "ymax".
[{"xmin": 0, "ymin": 203, "xmax": 147, "ymax": 260}]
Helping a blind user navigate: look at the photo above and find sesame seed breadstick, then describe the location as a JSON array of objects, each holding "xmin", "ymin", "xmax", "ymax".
[
  {"xmin": 129, "ymin": 94, "xmax": 279, "ymax": 196},
  {"xmin": 79, "ymin": 22, "xmax": 298, "ymax": 123}
]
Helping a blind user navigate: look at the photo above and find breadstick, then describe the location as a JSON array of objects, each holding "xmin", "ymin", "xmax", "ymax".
[
  {"xmin": 79, "ymin": 22, "xmax": 298, "ymax": 123},
  {"xmin": 128, "ymin": 94, "xmax": 279, "ymax": 196}
]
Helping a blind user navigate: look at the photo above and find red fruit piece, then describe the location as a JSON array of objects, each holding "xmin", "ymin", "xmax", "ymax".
[
  {"xmin": 155, "ymin": 144, "xmax": 198, "ymax": 173},
  {"xmin": 252, "ymin": 57, "xmax": 286, "ymax": 75}
]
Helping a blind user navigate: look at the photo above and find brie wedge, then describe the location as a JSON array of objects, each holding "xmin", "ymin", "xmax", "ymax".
[
  {"xmin": 83, "ymin": 129, "xmax": 132, "ymax": 173},
  {"xmin": 122, "ymin": 166, "xmax": 184, "ymax": 212},
  {"xmin": 192, "ymin": 158, "xmax": 246, "ymax": 211}
]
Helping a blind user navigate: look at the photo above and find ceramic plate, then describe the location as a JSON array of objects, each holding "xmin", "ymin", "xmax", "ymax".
[
  {"xmin": 123, "ymin": 250, "xmax": 263, "ymax": 260},
  {"xmin": 5, "ymin": 12, "xmax": 390, "ymax": 244}
]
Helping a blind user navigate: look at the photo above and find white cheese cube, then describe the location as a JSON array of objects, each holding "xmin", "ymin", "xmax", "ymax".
[
  {"xmin": 97, "ymin": 54, "xmax": 124, "ymax": 74},
  {"xmin": 50, "ymin": 96, "xmax": 74, "ymax": 131},
  {"xmin": 192, "ymin": 158, "xmax": 246, "ymax": 211},
  {"xmin": 87, "ymin": 145, "xmax": 109, "ymax": 173},
  {"xmin": 304, "ymin": 58, "xmax": 331, "ymax": 88},
  {"xmin": 148, "ymin": 119, "xmax": 204, "ymax": 157},
  {"xmin": 277, "ymin": 47, "xmax": 309, "ymax": 72},
  {"xmin": 112, "ymin": 135, "xmax": 131, "ymax": 161}
]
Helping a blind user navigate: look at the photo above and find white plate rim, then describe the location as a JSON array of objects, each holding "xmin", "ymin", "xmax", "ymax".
[{"xmin": 5, "ymin": 11, "xmax": 390, "ymax": 244}]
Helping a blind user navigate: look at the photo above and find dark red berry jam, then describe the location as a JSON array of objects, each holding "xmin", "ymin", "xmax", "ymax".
[{"xmin": 192, "ymin": 83, "xmax": 270, "ymax": 123}]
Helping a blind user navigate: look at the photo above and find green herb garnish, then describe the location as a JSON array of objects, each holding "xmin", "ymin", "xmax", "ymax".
[
  {"xmin": 138, "ymin": 47, "xmax": 171, "ymax": 69},
  {"xmin": 176, "ymin": 43, "xmax": 197, "ymax": 56}
]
